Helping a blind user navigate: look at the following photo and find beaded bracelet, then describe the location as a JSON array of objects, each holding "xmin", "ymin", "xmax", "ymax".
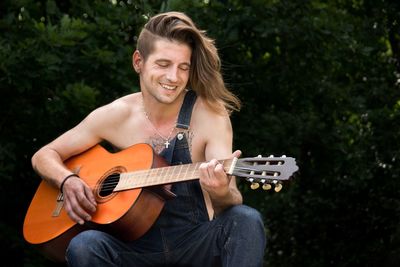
[{"xmin": 60, "ymin": 173, "xmax": 80, "ymax": 193}]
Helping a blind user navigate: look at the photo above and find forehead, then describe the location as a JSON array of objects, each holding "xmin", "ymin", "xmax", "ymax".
[{"xmin": 147, "ymin": 38, "xmax": 192, "ymax": 63}]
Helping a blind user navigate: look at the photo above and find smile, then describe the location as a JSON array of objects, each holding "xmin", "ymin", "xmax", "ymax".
[{"xmin": 160, "ymin": 83, "xmax": 177, "ymax": 90}]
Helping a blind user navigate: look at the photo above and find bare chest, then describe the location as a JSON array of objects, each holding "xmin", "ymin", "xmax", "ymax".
[{"xmin": 106, "ymin": 119, "xmax": 205, "ymax": 162}]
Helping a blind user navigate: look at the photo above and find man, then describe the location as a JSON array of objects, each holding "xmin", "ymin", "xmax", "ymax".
[{"xmin": 31, "ymin": 11, "xmax": 266, "ymax": 266}]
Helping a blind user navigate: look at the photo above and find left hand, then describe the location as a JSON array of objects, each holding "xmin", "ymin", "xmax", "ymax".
[{"xmin": 199, "ymin": 150, "xmax": 242, "ymax": 199}]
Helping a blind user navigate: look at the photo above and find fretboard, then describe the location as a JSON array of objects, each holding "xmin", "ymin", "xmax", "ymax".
[{"xmin": 114, "ymin": 159, "xmax": 233, "ymax": 191}]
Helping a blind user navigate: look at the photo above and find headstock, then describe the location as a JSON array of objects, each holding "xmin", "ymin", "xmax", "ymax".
[{"xmin": 231, "ymin": 155, "xmax": 299, "ymax": 192}]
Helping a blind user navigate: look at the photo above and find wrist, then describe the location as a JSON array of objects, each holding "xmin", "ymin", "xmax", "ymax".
[{"xmin": 60, "ymin": 173, "xmax": 80, "ymax": 193}]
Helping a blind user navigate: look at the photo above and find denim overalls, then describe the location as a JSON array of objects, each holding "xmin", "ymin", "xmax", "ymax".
[{"xmin": 66, "ymin": 91, "xmax": 266, "ymax": 267}]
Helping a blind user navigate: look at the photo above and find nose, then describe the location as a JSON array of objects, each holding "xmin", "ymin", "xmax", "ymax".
[{"xmin": 165, "ymin": 66, "xmax": 179, "ymax": 82}]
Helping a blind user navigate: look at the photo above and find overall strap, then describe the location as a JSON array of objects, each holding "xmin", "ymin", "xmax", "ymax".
[
  {"xmin": 176, "ymin": 90, "xmax": 197, "ymax": 130},
  {"xmin": 160, "ymin": 90, "xmax": 197, "ymax": 164}
]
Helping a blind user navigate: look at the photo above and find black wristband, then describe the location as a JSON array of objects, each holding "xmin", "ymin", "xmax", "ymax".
[{"xmin": 60, "ymin": 174, "xmax": 79, "ymax": 193}]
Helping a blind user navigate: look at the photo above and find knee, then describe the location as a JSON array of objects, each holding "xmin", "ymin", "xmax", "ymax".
[
  {"xmin": 66, "ymin": 230, "xmax": 122, "ymax": 266},
  {"xmin": 218, "ymin": 205, "xmax": 266, "ymax": 248},
  {"xmin": 66, "ymin": 230, "xmax": 106, "ymax": 259},
  {"xmin": 222, "ymin": 205, "xmax": 265, "ymax": 230},
  {"xmin": 227, "ymin": 205, "xmax": 263, "ymax": 221}
]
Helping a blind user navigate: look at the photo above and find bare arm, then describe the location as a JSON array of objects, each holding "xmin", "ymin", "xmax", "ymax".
[
  {"xmin": 31, "ymin": 101, "xmax": 126, "ymax": 224},
  {"xmin": 198, "ymin": 107, "xmax": 243, "ymax": 215}
]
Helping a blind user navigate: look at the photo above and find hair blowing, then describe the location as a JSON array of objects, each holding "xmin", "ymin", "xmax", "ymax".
[{"xmin": 136, "ymin": 11, "xmax": 241, "ymax": 114}]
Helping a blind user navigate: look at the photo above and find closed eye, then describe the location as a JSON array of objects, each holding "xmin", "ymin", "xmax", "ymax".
[
  {"xmin": 178, "ymin": 62, "xmax": 191, "ymax": 71},
  {"xmin": 155, "ymin": 59, "xmax": 170, "ymax": 68},
  {"xmin": 157, "ymin": 62, "xmax": 169, "ymax": 68},
  {"xmin": 179, "ymin": 65, "xmax": 190, "ymax": 71}
]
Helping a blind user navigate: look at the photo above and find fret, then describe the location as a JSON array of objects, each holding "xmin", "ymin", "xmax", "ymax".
[
  {"xmin": 177, "ymin": 165, "xmax": 184, "ymax": 180},
  {"xmin": 166, "ymin": 165, "xmax": 174, "ymax": 183},
  {"xmin": 183, "ymin": 163, "xmax": 190, "ymax": 182},
  {"xmin": 115, "ymin": 161, "xmax": 208, "ymax": 192},
  {"xmin": 158, "ymin": 166, "xmax": 167, "ymax": 184},
  {"xmin": 148, "ymin": 168, "xmax": 158, "ymax": 186},
  {"xmin": 152, "ymin": 167, "xmax": 161, "ymax": 185}
]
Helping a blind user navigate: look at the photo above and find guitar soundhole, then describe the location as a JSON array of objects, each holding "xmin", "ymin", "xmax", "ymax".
[
  {"xmin": 99, "ymin": 174, "xmax": 119, "ymax": 197},
  {"xmin": 97, "ymin": 166, "xmax": 126, "ymax": 200}
]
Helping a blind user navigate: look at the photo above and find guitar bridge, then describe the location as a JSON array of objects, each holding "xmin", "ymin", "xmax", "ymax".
[{"xmin": 52, "ymin": 193, "xmax": 64, "ymax": 217}]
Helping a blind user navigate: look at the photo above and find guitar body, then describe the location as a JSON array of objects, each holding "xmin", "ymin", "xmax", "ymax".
[
  {"xmin": 23, "ymin": 142, "xmax": 299, "ymax": 263},
  {"xmin": 23, "ymin": 143, "xmax": 170, "ymax": 262}
]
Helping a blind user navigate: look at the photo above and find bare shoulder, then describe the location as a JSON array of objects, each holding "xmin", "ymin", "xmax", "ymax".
[
  {"xmin": 71, "ymin": 92, "xmax": 142, "ymax": 144},
  {"xmin": 193, "ymin": 97, "xmax": 232, "ymax": 131},
  {"xmin": 85, "ymin": 93, "xmax": 141, "ymax": 125},
  {"xmin": 97, "ymin": 93, "xmax": 140, "ymax": 118}
]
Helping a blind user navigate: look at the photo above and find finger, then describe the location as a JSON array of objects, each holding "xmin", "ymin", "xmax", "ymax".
[
  {"xmin": 75, "ymin": 192, "xmax": 96, "ymax": 220},
  {"xmin": 232, "ymin": 150, "xmax": 242, "ymax": 158},
  {"xmin": 199, "ymin": 162, "xmax": 210, "ymax": 183},
  {"xmin": 66, "ymin": 210, "xmax": 84, "ymax": 225},
  {"xmin": 69, "ymin": 178, "xmax": 96, "ymax": 215},
  {"xmin": 199, "ymin": 162, "xmax": 209, "ymax": 177},
  {"xmin": 214, "ymin": 162, "xmax": 226, "ymax": 176},
  {"xmin": 83, "ymin": 186, "xmax": 97, "ymax": 212},
  {"xmin": 77, "ymin": 196, "xmax": 96, "ymax": 218},
  {"xmin": 207, "ymin": 159, "xmax": 218, "ymax": 176},
  {"xmin": 66, "ymin": 192, "xmax": 94, "ymax": 223},
  {"xmin": 214, "ymin": 163, "xmax": 231, "ymax": 188},
  {"xmin": 64, "ymin": 199, "xmax": 86, "ymax": 225}
]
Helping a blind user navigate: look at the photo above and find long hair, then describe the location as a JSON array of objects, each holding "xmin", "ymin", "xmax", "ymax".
[{"xmin": 136, "ymin": 11, "xmax": 241, "ymax": 114}]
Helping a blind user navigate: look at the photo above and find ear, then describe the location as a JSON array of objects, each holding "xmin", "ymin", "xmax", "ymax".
[{"xmin": 132, "ymin": 50, "xmax": 142, "ymax": 73}]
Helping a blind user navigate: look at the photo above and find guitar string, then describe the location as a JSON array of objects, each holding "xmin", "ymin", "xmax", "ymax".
[
  {"xmin": 92, "ymin": 157, "xmax": 287, "ymax": 190},
  {"xmin": 97, "ymin": 166, "xmax": 198, "ymax": 190},
  {"xmin": 95, "ymin": 165, "xmax": 277, "ymax": 191},
  {"xmin": 93, "ymin": 161, "xmax": 226, "ymax": 191},
  {"xmin": 95, "ymin": 164, "xmax": 199, "ymax": 190}
]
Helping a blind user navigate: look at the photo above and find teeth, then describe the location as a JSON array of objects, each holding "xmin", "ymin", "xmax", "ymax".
[{"xmin": 161, "ymin": 84, "xmax": 176, "ymax": 90}]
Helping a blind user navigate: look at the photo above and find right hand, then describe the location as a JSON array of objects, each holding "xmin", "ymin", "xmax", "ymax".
[{"xmin": 62, "ymin": 176, "xmax": 97, "ymax": 225}]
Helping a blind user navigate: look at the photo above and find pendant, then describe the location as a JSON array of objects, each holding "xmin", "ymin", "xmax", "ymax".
[{"xmin": 164, "ymin": 140, "xmax": 170, "ymax": 148}]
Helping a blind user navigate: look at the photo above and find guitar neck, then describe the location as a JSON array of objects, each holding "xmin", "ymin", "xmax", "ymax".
[{"xmin": 114, "ymin": 159, "xmax": 234, "ymax": 191}]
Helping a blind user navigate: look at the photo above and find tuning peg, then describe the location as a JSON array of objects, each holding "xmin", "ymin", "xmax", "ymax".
[
  {"xmin": 250, "ymin": 182, "xmax": 260, "ymax": 190},
  {"xmin": 262, "ymin": 183, "xmax": 272, "ymax": 190},
  {"xmin": 269, "ymin": 155, "xmax": 274, "ymax": 158},
  {"xmin": 247, "ymin": 178, "xmax": 258, "ymax": 190},
  {"xmin": 274, "ymin": 183, "xmax": 283, "ymax": 192}
]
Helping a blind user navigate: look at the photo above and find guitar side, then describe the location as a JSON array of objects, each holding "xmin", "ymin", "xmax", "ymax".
[{"xmin": 23, "ymin": 143, "xmax": 169, "ymax": 262}]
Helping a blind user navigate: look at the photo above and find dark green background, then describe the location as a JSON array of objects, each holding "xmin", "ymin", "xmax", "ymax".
[{"xmin": 1, "ymin": 0, "xmax": 399, "ymax": 266}]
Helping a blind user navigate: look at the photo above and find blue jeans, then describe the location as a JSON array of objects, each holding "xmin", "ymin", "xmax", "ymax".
[{"xmin": 66, "ymin": 204, "xmax": 266, "ymax": 267}]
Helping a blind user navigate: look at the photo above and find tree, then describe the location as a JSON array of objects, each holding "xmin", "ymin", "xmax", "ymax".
[
  {"xmin": 164, "ymin": 0, "xmax": 400, "ymax": 266},
  {"xmin": 0, "ymin": 1, "xmax": 160, "ymax": 265},
  {"xmin": 1, "ymin": 0, "xmax": 399, "ymax": 266}
]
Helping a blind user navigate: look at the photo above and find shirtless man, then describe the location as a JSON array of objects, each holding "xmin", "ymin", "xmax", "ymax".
[{"xmin": 32, "ymin": 11, "xmax": 266, "ymax": 267}]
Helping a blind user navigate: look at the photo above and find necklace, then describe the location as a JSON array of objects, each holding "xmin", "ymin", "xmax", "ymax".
[{"xmin": 142, "ymin": 100, "xmax": 177, "ymax": 149}]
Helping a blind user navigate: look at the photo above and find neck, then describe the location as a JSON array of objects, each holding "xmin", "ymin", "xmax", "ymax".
[
  {"xmin": 114, "ymin": 158, "xmax": 235, "ymax": 191},
  {"xmin": 141, "ymin": 92, "xmax": 184, "ymax": 126}
]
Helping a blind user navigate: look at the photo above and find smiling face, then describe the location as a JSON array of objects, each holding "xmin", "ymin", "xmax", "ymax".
[{"xmin": 133, "ymin": 38, "xmax": 192, "ymax": 105}]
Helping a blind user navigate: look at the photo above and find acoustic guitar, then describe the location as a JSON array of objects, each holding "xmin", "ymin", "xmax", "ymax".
[{"xmin": 23, "ymin": 143, "xmax": 298, "ymax": 262}]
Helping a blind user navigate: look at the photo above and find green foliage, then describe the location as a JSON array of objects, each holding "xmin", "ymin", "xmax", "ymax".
[
  {"xmin": 0, "ymin": 0, "xmax": 160, "ymax": 266},
  {"xmin": 164, "ymin": 0, "xmax": 400, "ymax": 266},
  {"xmin": 1, "ymin": 0, "xmax": 400, "ymax": 266}
]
